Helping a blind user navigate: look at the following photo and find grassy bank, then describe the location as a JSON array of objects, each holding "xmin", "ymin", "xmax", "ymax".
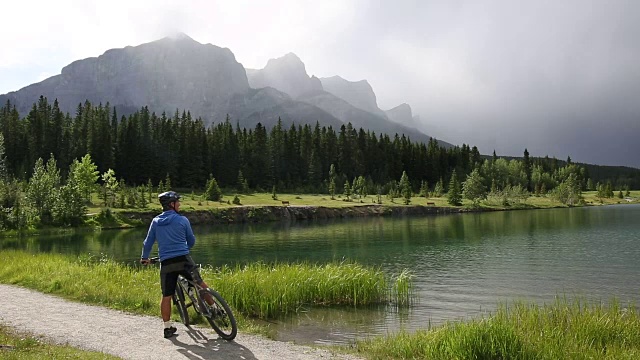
[
  {"xmin": 355, "ymin": 299, "xmax": 640, "ymax": 359},
  {"xmin": 0, "ymin": 251, "xmax": 411, "ymax": 323},
  {"xmin": 210, "ymin": 262, "xmax": 413, "ymax": 318},
  {"xmin": 0, "ymin": 324, "xmax": 117, "ymax": 359}
]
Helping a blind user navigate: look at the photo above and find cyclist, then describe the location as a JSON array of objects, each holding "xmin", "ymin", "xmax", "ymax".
[{"xmin": 140, "ymin": 191, "xmax": 212, "ymax": 338}]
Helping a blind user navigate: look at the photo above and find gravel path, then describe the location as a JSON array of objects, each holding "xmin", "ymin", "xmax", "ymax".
[{"xmin": 0, "ymin": 284, "xmax": 364, "ymax": 360}]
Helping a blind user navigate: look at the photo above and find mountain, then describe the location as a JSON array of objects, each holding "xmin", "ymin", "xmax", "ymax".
[
  {"xmin": 296, "ymin": 90, "xmax": 433, "ymax": 144},
  {"xmin": 0, "ymin": 34, "xmax": 451, "ymax": 146},
  {"xmin": 225, "ymin": 87, "xmax": 344, "ymax": 130},
  {"xmin": 246, "ymin": 53, "xmax": 322, "ymax": 98},
  {"xmin": 319, "ymin": 76, "xmax": 388, "ymax": 119},
  {"xmin": 245, "ymin": 54, "xmax": 451, "ymax": 146},
  {"xmin": 385, "ymin": 103, "xmax": 418, "ymax": 128},
  {"xmin": 0, "ymin": 33, "xmax": 249, "ymax": 122}
]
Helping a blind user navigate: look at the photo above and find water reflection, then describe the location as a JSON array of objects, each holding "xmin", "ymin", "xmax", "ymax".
[{"xmin": 2, "ymin": 204, "xmax": 640, "ymax": 344}]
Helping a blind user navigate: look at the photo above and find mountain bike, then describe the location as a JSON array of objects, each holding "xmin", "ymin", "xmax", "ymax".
[{"xmin": 148, "ymin": 257, "xmax": 237, "ymax": 340}]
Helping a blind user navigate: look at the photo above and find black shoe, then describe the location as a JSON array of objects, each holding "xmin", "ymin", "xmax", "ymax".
[{"xmin": 164, "ymin": 326, "xmax": 177, "ymax": 338}]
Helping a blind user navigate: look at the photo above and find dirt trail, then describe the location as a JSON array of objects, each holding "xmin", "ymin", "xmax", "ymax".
[{"xmin": 0, "ymin": 284, "xmax": 363, "ymax": 360}]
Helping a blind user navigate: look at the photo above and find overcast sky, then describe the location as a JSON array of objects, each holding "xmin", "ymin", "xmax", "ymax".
[{"xmin": 2, "ymin": 0, "xmax": 639, "ymax": 168}]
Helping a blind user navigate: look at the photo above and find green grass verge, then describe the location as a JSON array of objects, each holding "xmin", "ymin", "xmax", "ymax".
[
  {"xmin": 0, "ymin": 251, "xmax": 411, "ymax": 323},
  {"xmin": 354, "ymin": 299, "xmax": 640, "ymax": 359},
  {"xmin": 0, "ymin": 324, "xmax": 117, "ymax": 359}
]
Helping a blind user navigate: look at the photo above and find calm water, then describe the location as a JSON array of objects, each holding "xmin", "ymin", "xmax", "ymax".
[{"xmin": 3, "ymin": 204, "xmax": 640, "ymax": 345}]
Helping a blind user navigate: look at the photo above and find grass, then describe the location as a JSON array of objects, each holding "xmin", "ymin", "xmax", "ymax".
[
  {"xmin": 354, "ymin": 298, "xmax": 640, "ymax": 359},
  {"xmin": 87, "ymin": 190, "xmax": 640, "ymax": 214},
  {"xmin": 2, "ymin": 250, "xmax": 638, "ymax": 358},
  {"xmin": 0, "ymin": 251, "xmax": 411, "ymax": 322},
  {"xmin": 208, "ymin": 261, "xmax": 413, "ymax": 318},
  {"xmin": 0, "ymin": 324, "xmax": 117, "ymax": 359}
]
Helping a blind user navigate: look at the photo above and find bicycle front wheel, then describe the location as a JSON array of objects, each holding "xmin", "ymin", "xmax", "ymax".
[{"xmin": 200, "ymin": 288, "xmax": 237, "ymax": 341}]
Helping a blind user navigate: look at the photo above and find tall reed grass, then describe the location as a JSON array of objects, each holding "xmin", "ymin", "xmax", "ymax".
[
  {"xmin": 204, "ymin": 261, "xmax": 412, "ymax": 318},
  {"xmin": 356, "ymin": 298, "xmax": 640, "ymax": 359}
]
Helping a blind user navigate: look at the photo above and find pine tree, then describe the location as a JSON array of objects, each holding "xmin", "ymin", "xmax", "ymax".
[
  {"xmin": 328, "ymin": 164, "xmax": 336, "ymax": 199},
  {"xmin": 0, "ymin": 133, "xmax": 6, "ymax": 181},
  {"xmin": 237, "ymin": 170, "xmax": 248, "ymax": 194},
  {"xmin": 344, "ymin": 180, "xmax": 352, "ymax": 201},
  {"xmin": 164, "ymin": 173, "xmax": 172, "ymax": 191},
  {"xmin": 447, "ymin": 170, "xmax": 462, "ymax": 206},
  {"xmin": 433, "ymin": 177, "xmax": 444, "ymax": 197},
  {"xmin": 204, "ymin": 176, "xmax": 222, "ymax": 201},
  {"xmin": 400, "ymin": 171, "xmax": 411, "ymax": 205},
  {"xmin": 147, "ymin": 179, "xmax": 153, "ymax": 202},
  {"xmin": 419, "ymin": 180, "xmax": 428, "ymax": 198}
]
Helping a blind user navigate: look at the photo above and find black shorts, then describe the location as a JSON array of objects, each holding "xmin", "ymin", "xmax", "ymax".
[{"xmin": 159, "ymin": 254, "xmax": 203, "ymax": 297}]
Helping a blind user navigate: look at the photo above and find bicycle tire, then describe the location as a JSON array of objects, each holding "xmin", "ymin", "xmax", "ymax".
[
  {"xmin": 173, "ymin": 281, "xmax": 190, "ymax": 326},
  {"xmin": 200, "ymin": 288, "xmax": 237, "ymax": 341}
]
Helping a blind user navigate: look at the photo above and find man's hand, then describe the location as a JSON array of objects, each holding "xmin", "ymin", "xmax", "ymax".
[{"xmin": 140, "ymin": 258, "xmax": 150, "ymax": 265}]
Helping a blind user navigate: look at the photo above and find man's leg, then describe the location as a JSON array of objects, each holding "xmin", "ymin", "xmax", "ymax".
[{"xmin": 161, "ymin": 295, "xmax": 172, "ymax": 321}]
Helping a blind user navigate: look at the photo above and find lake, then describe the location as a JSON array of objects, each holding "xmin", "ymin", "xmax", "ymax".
[{"xmin": 3, "ymin": 204, "xmax": 640, "ymax": 345}]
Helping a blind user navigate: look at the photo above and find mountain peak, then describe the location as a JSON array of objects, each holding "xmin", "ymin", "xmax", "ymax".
[
  {"xmin": 320, "ymin": 76, "xmax": 386, "ymax": 118},
  {"xmin": 165, "ymin": 32, "xmax": 196, "ymax": 42},
  {"xmin": 265, "ymin": 52, "xmax": 305, "ymax": 71},
  {"xmin": 385, "ymin": 103, "xmax": 415, "ymax": 127},
  {"xmin": 247, "ymin": 53, "xmax": 322, "ymax": 98}
]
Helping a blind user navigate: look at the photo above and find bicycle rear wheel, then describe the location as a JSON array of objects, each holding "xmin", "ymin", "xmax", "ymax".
[
  {"xmin": 200, "ymin": 288, "xmax": 237, "ymax": 341},
  {"xmin": 173, "ymin": 280, "xmax": 190, "ymax": 326}
]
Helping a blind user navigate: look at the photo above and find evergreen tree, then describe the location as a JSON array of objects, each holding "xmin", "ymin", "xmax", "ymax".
[
  {"xmin": 237, "ymin": 170, "xmax": 248, "ymax": 194},
  {"xmin": 400, "ymin": 171, "xmax": 411, "ymax": 205},
  {"xmin": 0, "ymin": 133, "xmax": 6, "ymax": 180},
  {"xmin": 328, "ymin": 164, "xmax": 337, "ymax": 199},
  {"xmin": 419, "ymin": 180, "xmax": 428, "ymax": 198},
  {"xmin": 272, "ymin": 185, "xmax": 278, "ymax": 200},
  {"xmin": 204, "ymin": 176, "xmax": 222, "ymax": 201},
  {"xmin": 523, "ymin": 148, "xmax": 532, "ymax": 191},
  {"xmin": 164, "ymin": 173, "xmax": 172, "ymax": 192},
  {"xmin": 147, "ymin": 179, "xmax": 153, "ymax": 202},
  {"xmin": 586, "ymin": 178, "xmax": 594, "ymax": 191},
  {"xmin": 139, "ymin": 186, "xmax": 147, "ymax": 208},
  {"xmin": 344, "ymin": 180, "xmax": 352, "ymax": 201},
  {"xmin": 433, "ymin": 177, "xmax": 444, "ymax": 197},
  {"xmin": 447, "ymin": 170, "xmax": 462, "ymax": 206}
]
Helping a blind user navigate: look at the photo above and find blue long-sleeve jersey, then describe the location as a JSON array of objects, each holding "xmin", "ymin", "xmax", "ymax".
[{"xmin": 141, "ymin": 210, "xmax": 195, "ymax": 261}]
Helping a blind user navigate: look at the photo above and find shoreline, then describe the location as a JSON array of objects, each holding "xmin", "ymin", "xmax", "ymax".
[
  {"xmin": 2, "ymin": 198, "xmax": 636, "ymax": 234},
  {"xmin": 117, "ymin": 203, "xmax": 495, "ymax": 228}
]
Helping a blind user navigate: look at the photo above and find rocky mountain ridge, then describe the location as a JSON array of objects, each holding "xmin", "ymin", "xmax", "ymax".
[{"xmin": 0, "ymin": 34, "xmax": 450, "ymax": 146}]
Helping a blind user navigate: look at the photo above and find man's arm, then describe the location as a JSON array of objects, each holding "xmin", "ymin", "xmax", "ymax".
[
  {"xmin": 141, "ymin": 221, "xmax": 157, "ymax": 259},
  {"xmin": 184, "ymin": 217, "xmax": 196, "ymax": 249}
]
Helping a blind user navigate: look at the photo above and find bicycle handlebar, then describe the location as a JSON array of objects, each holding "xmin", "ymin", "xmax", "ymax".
[{"xmin": 141, "ymin": 257, "xmax": 160, "ymax": 265}]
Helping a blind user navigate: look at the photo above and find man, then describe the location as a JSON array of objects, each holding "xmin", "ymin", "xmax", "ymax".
[{"xmin": 140, "ymin": 191, "xmax": 211, "ymax": 338}]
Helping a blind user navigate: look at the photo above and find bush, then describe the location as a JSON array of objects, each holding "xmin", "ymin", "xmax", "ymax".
[{"xmin": 232, "ymin": 195, "xmax": 241, "ymax": 205}]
